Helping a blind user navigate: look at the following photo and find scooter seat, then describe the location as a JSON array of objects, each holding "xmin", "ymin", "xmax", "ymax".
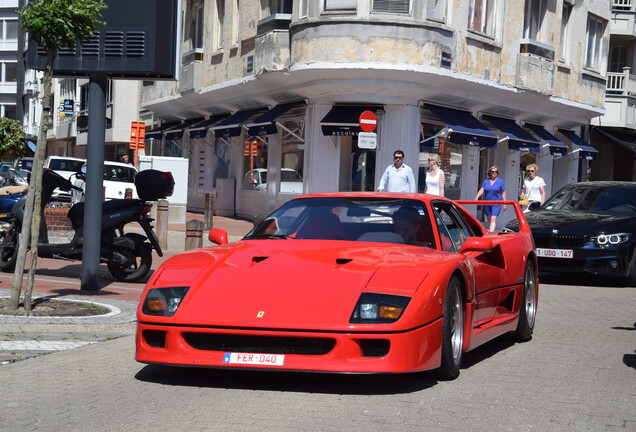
[
  {"xmin": 0, "ymin": 185, "xmax": 28, "ymax": 195},
  {"xmin": 68, "ymin": 199, "xmax": 143, "ymax": 222}
]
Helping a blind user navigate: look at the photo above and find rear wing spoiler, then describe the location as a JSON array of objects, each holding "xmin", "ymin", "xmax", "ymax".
[{"xmin": 456, "ymin": 200, "xmax": 531, "ymax": 235}]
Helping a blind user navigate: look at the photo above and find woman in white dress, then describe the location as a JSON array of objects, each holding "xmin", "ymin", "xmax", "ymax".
[
  {"xmin": 521, "ymin": 163, "xmax": 546, "ymax": 212},
  {"xmin": 425, "ymin": 153, "xmax": 444, "ymax": 196}
]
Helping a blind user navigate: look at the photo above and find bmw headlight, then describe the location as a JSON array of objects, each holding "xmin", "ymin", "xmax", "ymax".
[
  {"xmin": 350, "ymin": 293, "xmax": 410, "ymax": 324},
  {"xmin": 142, "ymin": 286, "xmax": 189, "ymax": 316},
  {"xmin": 591, "ymin": 233, "xmax": 631, "ymax": 246}
]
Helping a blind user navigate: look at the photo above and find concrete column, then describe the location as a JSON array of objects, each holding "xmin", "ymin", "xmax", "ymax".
[{"xmin": 156, "ymin": 199, "xmax": 169, "ymax": 251}]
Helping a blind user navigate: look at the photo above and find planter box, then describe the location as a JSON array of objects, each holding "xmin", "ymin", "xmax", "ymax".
[{"xmin": 44, "ymin": 207, "xmax": 73, "ymax": 231}]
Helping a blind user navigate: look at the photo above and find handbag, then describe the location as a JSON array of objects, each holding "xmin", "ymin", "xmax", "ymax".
[{"xmin": 518, "ymin": 195, "xmax": 529, "ymax": 206}]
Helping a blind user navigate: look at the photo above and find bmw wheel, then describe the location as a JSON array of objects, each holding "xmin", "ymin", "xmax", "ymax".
[{"xmin": 436, "ymin": 276, "xmax": 464, "ymax": 380}]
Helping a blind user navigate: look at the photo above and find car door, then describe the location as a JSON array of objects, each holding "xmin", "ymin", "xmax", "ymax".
[{"xmin": 431, "ymin": 201, "xmax": 501, "ymax": 326}]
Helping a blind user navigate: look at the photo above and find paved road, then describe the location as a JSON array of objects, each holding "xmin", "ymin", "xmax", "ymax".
[{"xmin": 0, "ymin": 282, "xmax": 634, "ymax": 432}]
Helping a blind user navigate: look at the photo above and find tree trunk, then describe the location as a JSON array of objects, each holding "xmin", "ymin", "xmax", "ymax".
[{"xmin": 8, "ymin": 49, "xmax": 54, "ymax": 312}]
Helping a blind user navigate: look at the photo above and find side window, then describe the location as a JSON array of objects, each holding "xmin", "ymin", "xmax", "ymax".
[{"xmin": 433, "ymin": 202, "xmax": 474, "ymax": 251}]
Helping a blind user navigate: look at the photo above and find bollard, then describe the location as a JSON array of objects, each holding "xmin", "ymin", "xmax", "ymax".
[
  {"xmin": 156, "ymin": 199, "xmax": 169, "ymax": 251},
  {"xmin": 124, "ymin": 187, "xmax": 133, "ymax": 199},
  {"xmin": 203, "ymin": 192, "xmax": 214, "ymax": 231},
  {"xmin": 185, "ymin": 219, "xmax": 204, "ymax": 250}
]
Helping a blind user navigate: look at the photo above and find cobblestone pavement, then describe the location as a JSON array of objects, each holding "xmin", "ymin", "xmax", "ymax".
[{"xmin": 0, "ymin": 282, "xmax": 634, "ymax": 432}]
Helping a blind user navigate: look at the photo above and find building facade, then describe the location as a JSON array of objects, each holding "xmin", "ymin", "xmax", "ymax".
[
  {"xmin": 141, "ymin": 1, "xmax": 611, "ymax": 223},
  {"xmin": 590, "ymin": 0, "xmax": 636, "ymax": 181},
  {"xmin": 0, "ymin": 0, "xmax": 19, "ymax": 123}
]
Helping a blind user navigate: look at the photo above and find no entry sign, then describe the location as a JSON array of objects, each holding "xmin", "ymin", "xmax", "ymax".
[{"xmin": 359, "ymin": 110, "xmax": 377, "ymax": 132}]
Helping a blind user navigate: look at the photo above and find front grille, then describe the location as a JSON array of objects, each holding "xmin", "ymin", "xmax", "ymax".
[
  {"xmin": 183, "ymin": 333, "xmax": 335, "ymax": 355},
  {"xmin": 359, "ymin": 339, "xmax": 390, "ymax": 357},
  {"xmin": 533, "ymin": 233, "xmax": 587, "ymax": 248}
]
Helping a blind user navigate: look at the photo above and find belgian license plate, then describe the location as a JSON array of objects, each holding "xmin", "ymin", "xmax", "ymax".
[
  {"xmin": 537, "ymin": 248, "xmax": 573, "ymax": 259},
  {"xmin": 223, "ymin": 352, "xmax": 285, "ymax": 366}
]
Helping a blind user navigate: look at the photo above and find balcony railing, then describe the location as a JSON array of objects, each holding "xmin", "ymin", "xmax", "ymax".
[
  {"xmin": 606, "ymin": 68, "xmax": 636, "ymax": 96},
  {"xmin": 613, "ymin": 0, "xmax": 634, "ymax": 10}
]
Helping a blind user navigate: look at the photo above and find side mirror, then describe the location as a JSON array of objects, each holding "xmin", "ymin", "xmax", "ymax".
[
  {"xmin": 76, "ymin": 172, "xmax": 86, "ymax": 181},
  {"xmin": 458, "ymin": 237, "xmax": 493, "ymax": 254},
  {"xmin": 209, "ymin": 228, "xmax": 228, "ymax": 245},
  {"xmin": 528, "ymin": 201, "xmax": 541, "ymax": 211}
]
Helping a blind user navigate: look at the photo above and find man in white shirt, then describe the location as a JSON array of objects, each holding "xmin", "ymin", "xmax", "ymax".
[{"xmin": 377, "ymin": 150, "xmax": 417, "ymax": 193}]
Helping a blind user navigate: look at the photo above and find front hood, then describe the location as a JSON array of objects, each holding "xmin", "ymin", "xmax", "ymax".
[
  {"xmin": 145, "ymin": 240, "xmax": 450, "ymax": 330},
  {"xmin": 510, "ymin": 210, "xmax": 633, "ymax": 233}
]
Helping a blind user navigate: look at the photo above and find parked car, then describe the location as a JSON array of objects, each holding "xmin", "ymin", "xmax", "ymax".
[
  {"xmin": 44, "ymin": 156, "xmax": 86, "ymax": 201},
  {"xmin": 71, "ymin": 161, "xmax": 138, "ymax": 203},
  {"xmin": 506, "ymin": 181, "xmax": 636, "ymax": 285},
  {"xmin": 136, "ymin": 194, "xmax": 538, "ymax": 380},
  {"xmin": 244, "ymin": 168, "xmax": 303, "ymax": 193}
]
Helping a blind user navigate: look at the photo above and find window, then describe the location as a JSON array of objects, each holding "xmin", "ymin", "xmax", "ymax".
[
  {"xmin": 427, "ymin": 0, "xmax": 446, "ymax": 22},
  {"xmin": 279, "ymin": 117, "xmax": 305, "ymax": 194},
  {"xmin": 523, "ymin": 0, "xmax": 547, "ymax": 41},
  {"xmin": 468, "ymin": 0, "xmax": 496, "ymax": 37},
  {"xmin": 300, "ymin": 0, "xmax": 308, "ymax": 17},
  {"xmin": 1, "ymin": 20, "xmax": 18, "ymax": 40},
  {"xmin": 242, "ymin": 137, "xmax": 268, "ymax": 191},
  {"xmin": 324, "ymin": 0, "xmax": 356, "ymax": 11},
  {"xmin": 558, "ymin": 3, "xmax": 572, "ymax": 62},
  {"xmin": 1, "ymin": 62, "xmax": 17, "ymax": 83},
  {"xmin": 585, "ymin": 15, "xmax": 605, "ymax": 71},
  {"xmin": 372, "ymin": 0, "xmax": 410, "ymax": 14},
  {"xmin": 2, "ymin": 104, "xmax": 16, "ymax": 120},
  {"xmin": 214, "ymin": 0, "xmax": 224, "ymax": 51},
  {"xmin": 195, "ymin": 4, "xmax": 204, "ymax": 50},
  {"xmin": 609, "ymin": 46, "xmax": 627, "ymax": 73}
]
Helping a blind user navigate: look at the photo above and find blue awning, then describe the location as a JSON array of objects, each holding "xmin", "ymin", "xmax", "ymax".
[
  {"xmin": 557, "ymin": 129, "xmax": 599, "ymax": 160},
  {"xmin": 210, "ymin": 108, "xmax": 268, "ymax": 139},
  {"xmin": 164, "ymin": 118, "xmax": 204, "ymax": 140},
  {"xmin": 320, "ymin": 105, "xmax": 383, "ymax": 136},
  {"xmin": 246, "ymin": 101, "xmax": 306, "ymax": 136},
  {"xmin": 524, "ymin": 124, "xmax": 569, "ymax": 157},
  {"xmin": 145, "ymin": 121, "xmax": 180, "ymax": 141},
  {"xmin": 424, "ymin": 104, "xmax": 498, "ymax": 147},
  {"xmin": 188, "ymin": 114, "xmax": 231, "ymax": 139},
  {"xmin": 482, "ymin": 115, "xmax": 540, "ymax": 152}
]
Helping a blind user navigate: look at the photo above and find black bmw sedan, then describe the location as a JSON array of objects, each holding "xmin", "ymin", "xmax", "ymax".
[{"xmin": 506, "ymin": 181, "xmax": 636, "ymax": 285}]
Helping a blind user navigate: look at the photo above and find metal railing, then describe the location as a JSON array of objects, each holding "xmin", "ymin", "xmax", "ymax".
[{"xmin": 613, "ymin": 0, "xmax": 634, "ymax": 11}]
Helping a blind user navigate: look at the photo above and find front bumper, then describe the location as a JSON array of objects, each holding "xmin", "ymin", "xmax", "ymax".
[
  {"xmin": 136, "ymin": 319, "xmax": 443, "ymax": 374},
  {"xmin": 537, "ymin": 245, "xmax": 632, "ymax": 278}
]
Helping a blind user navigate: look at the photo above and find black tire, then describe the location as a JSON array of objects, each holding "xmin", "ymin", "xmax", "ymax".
[
  {"xmin": 511, "ymin": 261, "xmax": 537, "ymax": 342},
  {"xmin": 107, "ymin": 234, "xmax": 152, "ymax": 282},
  {"xmin": 436, "ymin": 276, "xmax": 464, "ymax": 381},
  {"xmin": 0, "ymin": 227, "xmax": 19, "ymax": 272}
]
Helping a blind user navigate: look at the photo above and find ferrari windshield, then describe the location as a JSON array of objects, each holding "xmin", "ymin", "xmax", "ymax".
[
  {"xmin": 543, "ymin": 185, "xmax": 636, "ymax": 214},
  {"xmin": 245, "ymin": 197, "xmax": 435, "ymax": 247}
]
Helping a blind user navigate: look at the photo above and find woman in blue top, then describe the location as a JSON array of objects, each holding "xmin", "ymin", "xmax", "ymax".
[{"xmin": 474, "ymin": 166, "xmax": 507, "ymax": 232}]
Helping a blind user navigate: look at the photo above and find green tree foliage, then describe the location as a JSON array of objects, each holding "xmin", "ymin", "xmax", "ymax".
[
  {"xmin": 0, "ymin": 118, "xmax": 26, "ymax": 161},
  {"xmin": 8, "ymin": 0, "xmax": 106, "ymax": 312}
]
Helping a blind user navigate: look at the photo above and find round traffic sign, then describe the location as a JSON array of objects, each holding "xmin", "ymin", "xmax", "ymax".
[{"xmin": 359, "ymin": 110, "xmax": 377, "ymax": 132}]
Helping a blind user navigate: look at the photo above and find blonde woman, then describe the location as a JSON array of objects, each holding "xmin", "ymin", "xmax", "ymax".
[
  {"xmin": 425, "ymin": 153, "xmax": 444, "ymax": 196},
  {"xmin": 475, "ymin": 166, "xmax": 507, "ymax": 232},
  {"xmin": 521, "ymin": 163, "xmax": 546, "ymax": 212}
]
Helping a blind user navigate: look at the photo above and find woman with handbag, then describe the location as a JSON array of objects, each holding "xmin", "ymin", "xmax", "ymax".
[
  {"xmin": 475, "ymin": 165, "xmax": 507, "ymax": 232},
  {"xmin": 521, "ymin": 163, "xmax": 546, "ymax": 212}
]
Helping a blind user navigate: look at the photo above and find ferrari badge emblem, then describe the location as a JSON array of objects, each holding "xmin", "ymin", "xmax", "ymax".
[{"xmin": 257, "ymin": 311, "xmax": 265, "ymax": 318}]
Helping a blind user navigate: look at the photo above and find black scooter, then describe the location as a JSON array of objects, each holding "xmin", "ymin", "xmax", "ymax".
[{"xmin": 0, "ymin": 168, "xmax": 174, "ymax": 282}]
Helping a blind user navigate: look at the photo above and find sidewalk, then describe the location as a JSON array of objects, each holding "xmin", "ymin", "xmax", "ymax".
[{"xmin": 0, "ymin": 214, "xmax": 254, "ymax": 312}]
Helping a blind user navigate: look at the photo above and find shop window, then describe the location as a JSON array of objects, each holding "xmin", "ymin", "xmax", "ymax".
[
  {"xmin": 279, "ymin": 118, "xmax": 305, "ymax": 194},
  {"xmin": 351, "ymin": 136, "xmax": 376, "ymax": 192},
  {"xmin": 242, "ymin": 137, "xmax": 269, "ymax": 191},
  {"xmin": 419, "ymin": 123, "xmax": 462, "ymax": 200},
  {"xmin": 213, "ymin": 138, "xmax": 232, "ymax": 188}
]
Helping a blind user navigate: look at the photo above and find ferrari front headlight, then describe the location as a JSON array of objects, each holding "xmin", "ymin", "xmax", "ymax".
[
  {"xmin": 142, "ymin": 286, "xmax": 189, "ymax": 317},
  {"xmin": 350, "ymin": 293, "xmax": 410, "ymax": 324},
  {"xmin": 592, "ymin": 233, "xmax": 631, "ymax": 246}
]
